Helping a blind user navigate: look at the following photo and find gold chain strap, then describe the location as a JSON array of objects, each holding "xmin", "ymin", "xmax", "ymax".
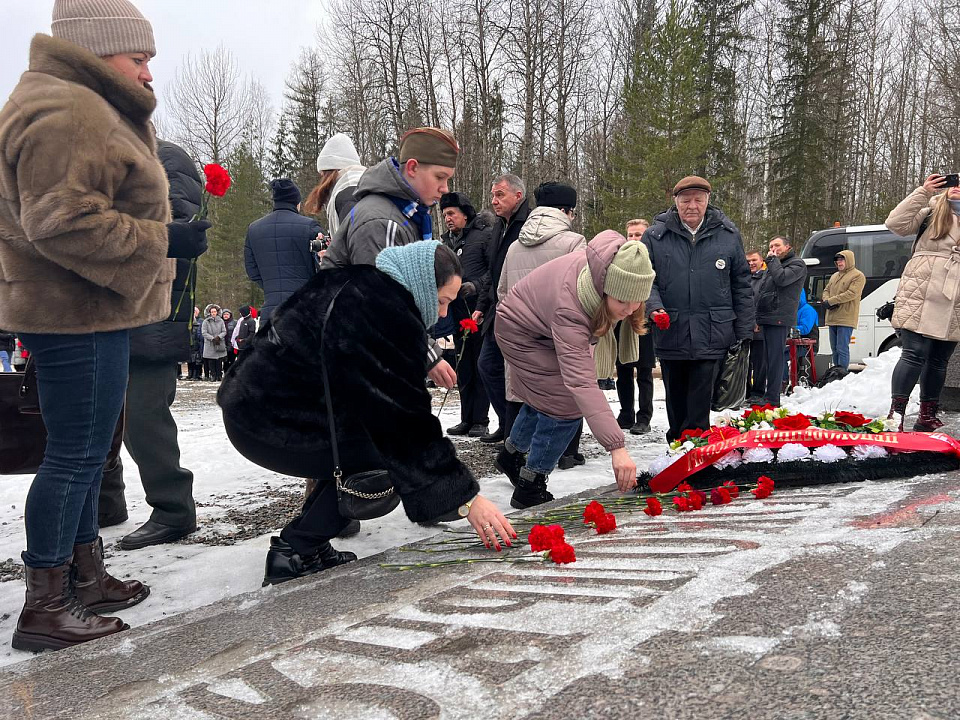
[{"xmin": 336, "ymin": 476, "xmax": 395, "ymax": 500}]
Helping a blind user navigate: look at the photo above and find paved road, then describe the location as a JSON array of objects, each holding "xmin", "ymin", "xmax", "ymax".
[{"xmin": 2, "ymin": 473, "xmax": 958, "ymax": 720}]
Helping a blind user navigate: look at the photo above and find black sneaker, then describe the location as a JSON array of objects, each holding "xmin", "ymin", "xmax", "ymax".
[
  {"xmin": 630, "ymin": 422, "xmax": 651, "ymax": 435},
  {"xmin": 479, "ymin": 427, "xmax": 504, "ymax": 444},
  {"xmin": 495, "ymin": 446, "xmax": 526, "ymax": 486},
  {"xmin": 557, "ymin": 453, "xmax": 585, "ymax": 470},
  {"xmin": 598, "ymin": 379, "xmax": 616, "ymax": 391},
  {"xmin": 446, "ymin": 421, "xmax": 471, "ymax": 436},
  {"xmin": 262, "ymin": 537, "xmax": 357, "ymax": 587},
  {"xmin": 510, "ymin": 469, "xmax": 554, "ymax": 509},
  {"xmin": 467, "ymin": 423, "xmax": 489, "ymax": 438}
]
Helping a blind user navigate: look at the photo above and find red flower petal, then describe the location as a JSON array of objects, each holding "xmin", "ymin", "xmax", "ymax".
[
  {"xmin": 548, "ymin": 542, "xmax": 577, "ymax": 564},
  {"xmin": 772, "ymin": 414, "xmax": 811, "ymax": 430},
  {"xmin": 677, "ymin": 482, "xmax": 693, "ymax": 494},
  {"xmin": 595, "ymin": 513, "xmax": 617, "ymax": 534},
  {"xmin": 643, "ymin": 497, "xmax": 663, "ymax": 516},
  {"xmin": 583, "ymin": 500, "xmax": 606, "ymax": 524},
  {"xmin": 722, "ymin": 480, "xmax": 740, "ymax": 498}
]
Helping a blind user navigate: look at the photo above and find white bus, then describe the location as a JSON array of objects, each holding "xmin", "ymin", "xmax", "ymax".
[{"xmin": 799, "ymin": 223, "xmax": 916, "ymax": 370}]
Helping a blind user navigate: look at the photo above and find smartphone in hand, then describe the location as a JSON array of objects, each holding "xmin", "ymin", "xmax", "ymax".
[{"xmin": 944, "ymin": 173, "xmax": 960, "ymax": 188}]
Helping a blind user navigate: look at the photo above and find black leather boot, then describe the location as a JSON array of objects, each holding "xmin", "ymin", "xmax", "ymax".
[
  {"xmin": 12, "ymin": 563, "xmax": 128, "ymax": 652},
  {"xmin": 510, "ymin": 468, "xmax": 554, "ymax": 509},
  {"xmin": 262, "ymin": 537, "xmax": 357, "ymax": 587},
  {"xmin": 495, "ymin": 445, "xmax": 526, "ymax": 487}
]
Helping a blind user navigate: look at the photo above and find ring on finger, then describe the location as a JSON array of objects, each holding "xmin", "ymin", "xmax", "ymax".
[{"xmin": 481, "ymin": 523, "xmax": 493, "ymax": 531}]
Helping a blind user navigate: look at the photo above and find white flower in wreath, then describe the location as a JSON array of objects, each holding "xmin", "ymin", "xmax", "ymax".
[
  {"xmin": 681, "ymin": 441, "xmax": 696, "ymax": 452},
  {"xmin": 852, "ymin": 444, "xmax": 889, "ymax": 460},
  {"xmin": 742, "ymin": 446, "xmax": 775, "ymax": 463},
  {"xmin": 812, "ymin": 444, "xmax": 847, "ymax": 463},
  {"xmin": 777, "ymin": 443, "xmax": 811, "ymax": 462},
  {"xmin": 880, "ymin": 416, "xmax": 900, "ymax": 432},
  {"xmin": 648, "ymin": 453, "xmax": 680, "ymax": 476},
  {"xmin": 757, "ymin": 421, "xmax": 772, "ymax": 430},
  {"xmin": 764, "ymin": 410, "xmax": 775, "ymax": 421},
  {"xmin": 712, "ymin": 449, "xmax": 742, "ymax": 470},
  {"xmin": 818, "ymin": 411, "xmax": 834, "ymax": 422}
]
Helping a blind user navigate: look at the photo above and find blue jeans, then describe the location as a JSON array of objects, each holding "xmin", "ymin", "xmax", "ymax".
[
  {"xmin": 507, "ymin": 404, "xmax": 582, "ymax": 475},
  {"xmin": 19, "ymin": 331, "xmax": 129, "ymax": 568},
  {"xmin": 0, "ymin": 350, "xmax": 11, "ymax": 372},
  {"xmin": 830, "ymin": 325, "xmax": 854, "ymax": 369}
]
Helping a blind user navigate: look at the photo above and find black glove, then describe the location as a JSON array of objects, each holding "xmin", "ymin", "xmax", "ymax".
[
  {"xmin": 167, "ymin": 220, "xmax": 211, "ymax": 258},
  {"xmin": 825, "ymin": 302, "xmax": 838, "ymax": 311},
  {"xmin": 459, "ymin": 281, "xmax": 477, "ymax": 299}
]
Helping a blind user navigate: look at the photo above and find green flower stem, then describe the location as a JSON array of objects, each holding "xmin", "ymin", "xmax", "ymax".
[{"xmin": 436, "ymin": 328, "xmax": 474, "ymax": 415}]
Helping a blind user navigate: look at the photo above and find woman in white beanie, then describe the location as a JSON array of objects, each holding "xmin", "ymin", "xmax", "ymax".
[
  {"xmin": 0, "ymin": 0, "xmax": 200, "ymax": 652},
  {"xmin": 303, "ymin": 133, "xmax": 367, "ymax": 237}
]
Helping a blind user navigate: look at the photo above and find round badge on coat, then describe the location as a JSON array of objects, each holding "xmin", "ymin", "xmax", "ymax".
[{"xmin": 716, "ymin": 258, "xmax": 726, "ymax": 269}]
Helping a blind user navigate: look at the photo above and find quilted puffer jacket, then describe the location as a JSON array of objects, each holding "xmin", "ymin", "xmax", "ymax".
[
  {"xmin": 244, "ymin": 202, "xmax": 322, "ymax": 320},
  {"xmin": 886, "ymin": 187, "xmax": 960, "ymax": 341}
]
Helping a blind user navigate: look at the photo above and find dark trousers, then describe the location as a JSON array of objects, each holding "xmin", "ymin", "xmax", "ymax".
[
  {"xmin": 454, "ymin": 327, "xmax": 489, "ymax": 425},
  {"xmin": 478, "ymin": 333, "xmax": 506, "ymax": 427},
  {"xmin": 615, "ymin": 360, "xmax": 654, "ymax": 425},
  {"xmin": 19, "ymin": 330, "xmax": 129, "ymax": 567},
  {"xmin": 204, "ymin": 357, "xmax": 223, "ymax": 381},
  {"xmin": 188, "ymin": 358, "xmax": 203, "ymax": 379},
  {"xmin": 747, "ymin": 339, "xmax": 765, "ymax": 399},
  {"xmin": 222, "ymin": 349, "xmax": 236, "ymax": 375},
  {"xmin": 760, "ymin": 325, "xmax": 789, "ymax": 406},
  {"xmin": 99, "ymin": 361, "xmax": 196, "ymax": 527},
  {"xmin": 892, "ymin": 328, "xmax": 959, "ymax": 402},
  {"xmin": 660, "ymin": 358, "xmax": 721, "ymax": 442},
  {"xmin": 223, "ymin": 417, "xmax": 350, "ymax": 556}
]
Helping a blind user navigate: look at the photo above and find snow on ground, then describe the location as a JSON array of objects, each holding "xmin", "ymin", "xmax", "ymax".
[
  {"xmin": 783, "ymin": 347, "xmax": 914, "ymax": 419},
  {"xmin": 0, "ymin": 379, "xmax": 672, "ymax": 669},
  {"xmin": 0, "ymin": 354, "xmax": 911, "ymax": 668}
]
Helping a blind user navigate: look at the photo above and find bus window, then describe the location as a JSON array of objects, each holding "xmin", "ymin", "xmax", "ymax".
[
  {"xmin": 848, "ymin": 233, "xmax": 913, "ymax": 278},
  {"xmin": 806, "ymin": 275, "xmax": 828, "ymax": 303},
  {"xmin": 805, "ymin": 233, "xmax": 845, "ymax": 267}
]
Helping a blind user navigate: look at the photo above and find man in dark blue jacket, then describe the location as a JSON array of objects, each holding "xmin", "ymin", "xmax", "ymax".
[
  {"xmin": 244, "ymin": 179, "xmax": 322, "ymax": 320},
  {"xmin": 643, "ymin": 176, "xmax": 754, "ymax": 441},
  {"xmin": 756, "ymin": 235, "xmax": 807, "ymax": 405}
]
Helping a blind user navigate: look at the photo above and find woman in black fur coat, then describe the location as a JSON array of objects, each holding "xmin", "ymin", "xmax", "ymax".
[{"xmin": 218, "ymin": 241, "xmax": 516, "ymax": 586}]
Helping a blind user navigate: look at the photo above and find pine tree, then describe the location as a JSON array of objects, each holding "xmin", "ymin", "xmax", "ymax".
[
  {"xmin": 594, "ymin": 0, "xmax": 714, "ymax": 234},
  {"xmin": 269, "ymin": 113, "xmax": 290, "ymax": 180},
  {"xmin": 284, "ymin": 48, "xmax": 326, "ymax": 193}
]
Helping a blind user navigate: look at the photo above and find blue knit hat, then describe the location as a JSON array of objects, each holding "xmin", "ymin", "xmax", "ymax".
[{"xmin": 375, "ymin": 240, "xmax": 441, "ymax": 328}]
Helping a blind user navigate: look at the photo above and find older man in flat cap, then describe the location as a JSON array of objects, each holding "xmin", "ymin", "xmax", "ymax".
[{"xmin": 641, "ymin": 176, "xmax": 754, "ymax": 441}]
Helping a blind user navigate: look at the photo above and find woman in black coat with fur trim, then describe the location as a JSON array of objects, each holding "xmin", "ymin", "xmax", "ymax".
[{"xmin": 219, "ymin": 241, "xmax": 516, "ymax": 586}]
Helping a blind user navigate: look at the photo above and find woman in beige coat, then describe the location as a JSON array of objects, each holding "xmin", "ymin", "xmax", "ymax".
[
  {"xmin": 0, "ymin": 1, "xmax": 187, "ymax": 652},
  {"xmin": 885, "ymin": 174, "xmax": 960, "ymax": 430}
]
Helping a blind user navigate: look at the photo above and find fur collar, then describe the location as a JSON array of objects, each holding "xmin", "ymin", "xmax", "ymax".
[{"xmin": 28, "ymin": 34, "xmax": 156, "ymax": 125}]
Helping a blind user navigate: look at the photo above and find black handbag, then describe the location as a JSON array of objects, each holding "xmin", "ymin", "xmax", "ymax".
[
  {"xmin": 876, "ymin": 301, "xmax": 895, "ymax": 322},
  {"xmin": 0, "ymin": 358, "xmax": 124, "ymax": 475},
  {"xmin": 317, "ymin": 284, "xmax": 400, "ymax": 521}
]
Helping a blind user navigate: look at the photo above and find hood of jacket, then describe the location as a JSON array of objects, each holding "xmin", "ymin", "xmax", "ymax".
[
  {"xmin": 517, "ymin": 206, "xmax": 574, "ymax": 246},
  {"xmin": 204, "ymin": 303, "xmax": 221, "ymax": 318},
  {"xmin": 353, "ymin": 157, "xmax": 422, "ymax": 206},
  {"xmin": 836, "ymin": 249, "xmax": 856, "ymax": 272},
  {"xmin": 584, "ymin": 230, "xmax": 630, "ymax": 297}
]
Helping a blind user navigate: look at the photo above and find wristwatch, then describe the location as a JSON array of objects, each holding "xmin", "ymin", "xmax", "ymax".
[{"xmin": 457, "ymin": 495, "xmax": 478, "ymax": 518}]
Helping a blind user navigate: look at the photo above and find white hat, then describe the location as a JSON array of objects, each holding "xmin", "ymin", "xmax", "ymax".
[{"xmin": 316, "ymin": 133, "xmax": 361, "ymax": 172}]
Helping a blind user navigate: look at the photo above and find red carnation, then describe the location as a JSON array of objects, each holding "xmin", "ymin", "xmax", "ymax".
[
  {"xmin": 677, "ymin": 482, "xmax": 693, "ymax": 494},
  {"xmin": 689, "ymin": 490, "xmax": 707, "ymax": 510},
  {"xmin": 643, "ymin": 497, "xmax": 662, "ymax": 516},
  {"xmin": 548, "ymin": 542, "xmax": 577, "ymax": 564},
  {"xmin": 711, "ymin": 487, "xmax": 732, "ymax": 505},
  {"xmin": 757, "ymin": 475, "xmax": 774, "ymax": 489},
  {"xmin": 722, "ymin": 480, "xmax": 740, "ymax": 498},
  {"xmin": 673, "ymin": 496, "xmax": 691, "ymax": 512},
  {"xmin": 772, "ymin": 414, "xmax": 811, "ymax": 430},
  {"xmin": 459, "ymin": 318, "xmax": 479, "ymax": 335},
  {"xmin": 834, "ymin": 411, "xmax": 869, "ymax": 428},
  {"xmin": 583, "ymin": 500, "xmax": 606, "ymax": 525},
  {"xmin": 752, "ymin": 485, "xmax": 773, "ymax": 499},
  {"xmin": 203, "ymin": 163, "xmax": 232, "ymax": 197},
  {"xmin": 595, "ymin": 513, "xmax": 617, "ymax": 534},
  {"xmin": 528, "ymin": 525, "xmax": 558, "ymax": 552},
  {"xmin": 653, "ymin": 311, "xmax": 670, "ymax": 330}
]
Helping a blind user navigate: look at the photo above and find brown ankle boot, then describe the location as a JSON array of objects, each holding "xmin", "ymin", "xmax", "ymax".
[
  {"xmin": 73, "ymin": 537, "xmax": 150, "ymax": 613},
  {"xmin": 12, "ymin": 563, "xmax": 128, "ymax": 652},
  {"xmin": 913, "ymin": 400, "xmax": 944, "ymax": 432},
  {"xmin": 888, "ymin": 395, "xmax": 908, "ymax": 432}
]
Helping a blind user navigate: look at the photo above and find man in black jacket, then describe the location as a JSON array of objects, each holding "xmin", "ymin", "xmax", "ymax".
[
  {"xmin": 234, "ymin": 305, "xmax": 258, "ymax": 352},
  {"xmin": 244, "ymin": 179, "xmax": 322, "ymax": 321},
  {"xmin": 99, "ymin": 140, "xmax": 209, "ymax": 549},
  {"xmin": 756, "ymin": 236, "xmax": 807, "ymax": 406},
  {"xmin": 474, "ymin": 174, "xmax": 531, "ymax": 443},
  {"xmin": 440, "ymin": 192, "xmax": 492, "ymax": 437},
  {"xmin": 643, "ymin": 176, "xmax": 754, "ymax": 441},
  {"xmin": 746, "ymin": 250, "xmax": 766, "ymax": 403}
]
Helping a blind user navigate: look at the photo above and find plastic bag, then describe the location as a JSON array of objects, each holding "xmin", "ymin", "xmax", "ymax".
[{"xmin": 712, "ymin": 341, "xmax": 750, "ymax": 411}]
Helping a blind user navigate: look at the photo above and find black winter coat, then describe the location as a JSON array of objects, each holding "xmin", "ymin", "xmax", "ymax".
[
  {"xmin": 477, "ymin": 199, "xmax": 531, "ymax": 335},
  {"xmin": 443, "ymin": 214, "xmax": 493, "ymax": 322},
  {"xmin": 235, "ymin": 315, "xmax": 257, "ymax": 351},
  {"xmin": 750, "ymin": 269, "xmax": 765, "ymax": 340},
  {"xmin": 643, "ymin": 206, "xmax": 754, "ymax": 361},
  {"xmin": 756, "ymin": 251, "xmax": 808, "ymax": 327},
  {"xmin": 217, "ymin": 266, "xmax": 479, "ymax": 522},
  {"xmin": 129, "ymin": 140, "xmax": 206, "ymax": 364},
  {"xmin": 244, "ymin": 203, "xmax": 322, "ymax": 320}
]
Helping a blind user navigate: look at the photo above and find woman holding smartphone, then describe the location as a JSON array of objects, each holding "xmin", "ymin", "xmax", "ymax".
[{"xmin": 885, "ymin": 173, "xmax": 960, "ymax": 430}]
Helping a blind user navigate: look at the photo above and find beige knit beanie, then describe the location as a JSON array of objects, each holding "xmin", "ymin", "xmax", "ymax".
[
  {"xmin": 604, "ymin": 240, "xmax": 655, "ymax": 303},
  {"xmin": 52, "ymin": 0, "xmax": 156, "ymax": 58}
]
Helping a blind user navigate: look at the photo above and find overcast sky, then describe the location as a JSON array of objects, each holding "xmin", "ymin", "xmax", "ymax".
[{"xmin": 1, "ymin": 0, "xmax": 327, "ymax": 118}]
